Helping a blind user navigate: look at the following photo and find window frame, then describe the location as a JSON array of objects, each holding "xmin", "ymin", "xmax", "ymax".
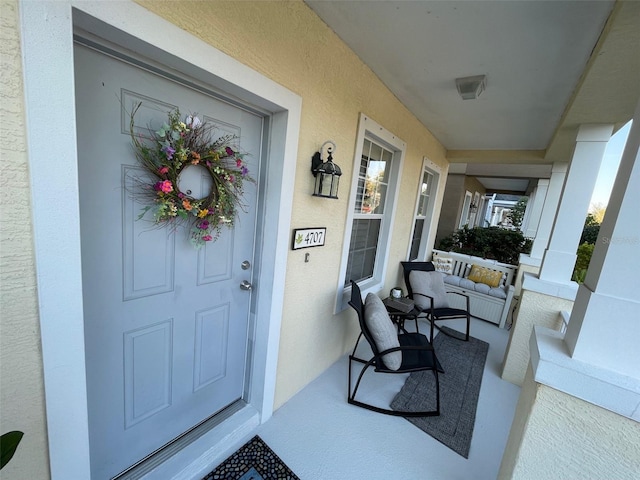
[
  {"xmin": 407, "ymin": 158, "xmax": 441, "ymax": 261},
  {"xmin": 335, "ymin": 113, "xmax": 405, "ymax": 312},
  {"xmin": 459, "ymin": 190, "xmax": 473, "ymax": 228}
]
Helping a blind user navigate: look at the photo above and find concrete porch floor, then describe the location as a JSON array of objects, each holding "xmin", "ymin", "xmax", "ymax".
[{"xmin": 209, "ymin": 318, "xmax": 521, "ymax": 479}]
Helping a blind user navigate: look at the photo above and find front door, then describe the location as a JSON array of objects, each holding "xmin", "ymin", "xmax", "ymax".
[{"xmin": 74, "ymin": 42, "xmax": 263, "ymax": 479}]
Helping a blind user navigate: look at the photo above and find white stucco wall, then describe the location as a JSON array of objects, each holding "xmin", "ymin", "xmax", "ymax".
[
  {"xmin": 499, "ymin": 367, "xmax": 640, "ymax": 479},
  {"xmin": 0, "ymin": 0, "xmax": 50, "ymax": 477},
  {"xmin": 502, "ymin": 287, "xmax": 572, "ymax": 385}
]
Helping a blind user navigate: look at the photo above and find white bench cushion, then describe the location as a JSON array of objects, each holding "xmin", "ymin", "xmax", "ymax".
[{"xmin": 444, "ymin": 274, "xmax": 508, "ymax": 299}]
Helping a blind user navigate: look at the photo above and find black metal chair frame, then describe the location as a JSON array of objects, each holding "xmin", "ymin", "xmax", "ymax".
[
  {"xmin": 401, "ymin": 261, "xmax": 471, "ymax": 342},
  {"xmin": 347, "ymin": 281, "xmax": 440, "ymax": 417}
]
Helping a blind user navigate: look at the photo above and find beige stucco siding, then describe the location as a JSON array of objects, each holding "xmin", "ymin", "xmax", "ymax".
[
  {"xmin": 502, "ymin": 289, "xmax": 571, "ymax": 386},
  {"xmin": 0, "ymin": 0, "xmax": 51, "ymax": 477},
  {"xmin": 499, "ymin": 367, "xmax": 640, "ymax": 479},
  {"xmin": 3, "ymin": 4, "xmax": 451, "ymax": 476},
  {"xmin": 135, "ymin": 0, "xmax": 450, "ymax": 407},
  {"xmin": 464, "ymin": 176, "xmax": 486, "ymax": 197}
]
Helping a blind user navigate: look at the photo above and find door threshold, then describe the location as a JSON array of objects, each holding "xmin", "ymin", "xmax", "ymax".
[{"xmin": 115, "ymin": 401, "xmax": 260, "ymax": 480}]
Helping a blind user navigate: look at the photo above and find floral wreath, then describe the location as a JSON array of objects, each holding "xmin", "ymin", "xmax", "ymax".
[{"xmin": 130, "ymin": 104, "xmax": 254, "ymax": 247}]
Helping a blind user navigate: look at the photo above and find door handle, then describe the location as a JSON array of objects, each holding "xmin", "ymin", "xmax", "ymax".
[{"xmin": 240, "ymin": 280, "xmax": 253, "ymax": 291}]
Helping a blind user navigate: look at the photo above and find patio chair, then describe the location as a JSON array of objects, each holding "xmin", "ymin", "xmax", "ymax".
[
  {"xmin": 401, "ymin": 261, "xmax": 471, "ymax": 342},
  {"xmin": 347, "ymin": 280, "xmax": 441, "ymax": 417}
]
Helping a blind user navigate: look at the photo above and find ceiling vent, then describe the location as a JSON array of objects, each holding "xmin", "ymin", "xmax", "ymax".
[{"xmin": 455, "ymin": 75, "xmax": 487, "ymax": 100}]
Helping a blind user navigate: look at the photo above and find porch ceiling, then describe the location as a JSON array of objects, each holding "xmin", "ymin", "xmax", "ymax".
[{"xmin": 306, "ymin": 0, "xmax": 640, "ymax": 187}]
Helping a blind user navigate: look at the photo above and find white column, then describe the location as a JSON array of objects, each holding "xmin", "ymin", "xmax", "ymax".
[
  {"xmin": 523, "ymin": 179, "xmax": 549, "ymax": 239},
  {"xmin": 519, "ymin": 186, "xmax": 535, "ymax": 234},
  {"xmin": 564, "ymin": 110, "xmax": 640, "ymax": 378},
  {"xmin": 529, "ymin": 163, "xmax": 567, "ymax": 260},
  {"xmin": 539, "ymin": 125, "xmax": 613, "ymax": 283}
]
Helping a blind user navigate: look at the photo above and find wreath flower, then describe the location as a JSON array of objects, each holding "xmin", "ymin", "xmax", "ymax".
[{"xmin": 130, "ymin": 104, "xmax": 254, "ymax": 247}]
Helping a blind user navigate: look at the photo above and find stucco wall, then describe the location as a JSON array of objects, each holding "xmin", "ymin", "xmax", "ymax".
[
  {"xmin": 0, "ymin": 0, "xmax": 51, "ymax": 477},
  {"xmin": 131, "ymin": 0, "xmax": 450, "ymax": 407},
  {"xmin": 499, "ymin": 367, "xmax": 640, "ymax": 479},
  {"xmin": 435, "ymin": 174, "xmax": 465, "ymax": 244},
  {"xmin": 501, "ymin": 289, "xmax": 571, "ymax": 385},
  {"xmin": 464, "ymin": 175, "xmax": 486, "ymax": 198}
]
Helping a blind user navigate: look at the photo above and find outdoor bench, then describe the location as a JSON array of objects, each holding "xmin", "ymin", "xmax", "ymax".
[{"xmin": 431, "ymin": 249, "xmax": 517, "ymax": 328}]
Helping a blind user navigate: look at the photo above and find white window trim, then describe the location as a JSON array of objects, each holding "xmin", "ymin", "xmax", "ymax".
[
  {"xmin": 460, "ymin": 190, "xmax": 473, "ymax": 228},
  {"xmin": 335, "ymin": 113, "xmax": 406, "ymax": 313},
  {"xmin": 406, "ymin": 157, "xmax": 441, "ymax": 261},
  {"xmin": 469, "ymin": 191, "xmax": 480, "ymax": 226},
  {"xmin": 476, "ymin": 195, "xmax": 487, "ymax": 227}
]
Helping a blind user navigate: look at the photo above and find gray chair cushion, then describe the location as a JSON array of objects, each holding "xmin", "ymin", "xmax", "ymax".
[
  {"xmin": 364, "ymin": 293, "xmax": 401, "ymax": 370},
  {"xmin": 409, "ymin": 270, "xmax": 450, "ymax": 310}
]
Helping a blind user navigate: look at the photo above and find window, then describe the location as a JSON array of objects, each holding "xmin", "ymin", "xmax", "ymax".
[
  {"xmin": 459, "ymin": 191, "xmax": 472, "ymax": 228},
  {"xmin": 408, "ymin": 162, "xmax": 440, "ymax": 261},
  {"xmin": 337, "ymin": 114, "xmax": 405, "ymax": 310},
  {"xmin": 345, "ymin": 138, "xmax": 393, "ymax": 284},
  {"xmin": 468, "ymin": 192, "xmax": 480, "ymax": 226}
]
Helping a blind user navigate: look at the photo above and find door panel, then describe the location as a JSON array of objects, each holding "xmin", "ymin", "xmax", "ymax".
[{"xmin": 74, "ymin": 43, "xmax": 262, "ymax": 478}]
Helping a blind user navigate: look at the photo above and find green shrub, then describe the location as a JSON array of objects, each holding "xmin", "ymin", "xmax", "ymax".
[
  {"xmin": 580, "ymin": 213, "xmax": 601, "ymax": 244},
  {"xmin": 437, "ymin": 226, "xmax": 532, "ymax": 265},
  {"xmin": 580, "ymin": 225, "xmax": 600, "ymax": 244},
  {"xmin": 505, "ymin": 197, "xmax": 528, "ymax": 229},
  {"xmin": 572, "ymin": 242, "xmax": 595, "ymax": 283}
]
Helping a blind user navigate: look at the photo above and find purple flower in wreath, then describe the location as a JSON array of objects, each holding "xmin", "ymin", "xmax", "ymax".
[
  {"xmin": 198, "ymin": 220, "xmax": 210, "ymax": 230},
  {"xmin": 162, "ymin": 145, "xmax": 176, "ymax": 160},
  {"xmin": 225, "ymin": 146, "xmax": 234, "ymax": 156},
  {"xmin": 241, "ymin": 166, "xmax": 249, "ymax": 176}
]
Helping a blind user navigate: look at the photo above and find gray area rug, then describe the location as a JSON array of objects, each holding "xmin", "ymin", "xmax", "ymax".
[{"xmin": 390, "ymin": 326, "xmax": 489, "ymax": 458}]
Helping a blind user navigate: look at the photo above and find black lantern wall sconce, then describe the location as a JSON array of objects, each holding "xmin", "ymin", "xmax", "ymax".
[{"xmin": 311, "ymin": 140, "xmax": 342, "ymax": 199}]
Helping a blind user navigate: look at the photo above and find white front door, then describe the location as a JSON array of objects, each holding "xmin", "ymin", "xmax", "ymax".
[{"xmin": 74, "ymin": 43, "xmax": 263, "ymax": 479}]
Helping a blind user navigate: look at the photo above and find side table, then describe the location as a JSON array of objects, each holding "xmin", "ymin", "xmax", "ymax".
[{"xmin": 382, "ymin": 297, "xmax": 421, "ymax": 333}]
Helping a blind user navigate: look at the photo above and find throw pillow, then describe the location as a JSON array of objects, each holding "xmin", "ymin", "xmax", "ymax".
[
  {"xmin": 409, "ymin": 270, "xmax": 450, "ymax": 310},
  {"xmin": 467, "ymin": 264, "xmax": 503, "ymax": 288},
  {"xmin": 364, "ymin": 293, "xmax": 402, "ymax": 370},
  {"xmin": 433, "ymin": 256, "xmax": 453, "ymax": 275}
]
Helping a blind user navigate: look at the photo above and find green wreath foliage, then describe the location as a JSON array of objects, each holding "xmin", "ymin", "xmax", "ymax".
[{"xmin": 130, "ymin": 104, "xmax": 254, "ymax": 247}]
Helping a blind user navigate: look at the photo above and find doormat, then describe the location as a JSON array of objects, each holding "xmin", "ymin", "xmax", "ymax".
[
  {"xmin": 201, "ymin": 435, "xmax": 299, "ymax": 480},
  {"xmin": 390, "ymin": 326, "xmax": 489, "ymax": 458}
]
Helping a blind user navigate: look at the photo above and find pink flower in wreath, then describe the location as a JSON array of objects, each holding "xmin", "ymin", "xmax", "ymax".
[
  {"xmin": 236, "ymin": 159, "xmax": 242, "ymax": 167},
  {"xmin": 202, "ymin": 235, "xmax": 213, "ymax": 242},
  {"xmin": 154, "ymin": 180, "xmax": 173, "ymax": 193},
  {"xmin": 158, "ymin": 166, "xmax": 169, "ymax": 175},
  {"xmin": 225, "ymin": 147, "xmax": 234, "ymax": 156}
]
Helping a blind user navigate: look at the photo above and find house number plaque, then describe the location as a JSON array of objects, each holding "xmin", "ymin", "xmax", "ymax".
[{"xmin": 292, "ymin": 228, "xmax": 326, "ymax": 250}]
